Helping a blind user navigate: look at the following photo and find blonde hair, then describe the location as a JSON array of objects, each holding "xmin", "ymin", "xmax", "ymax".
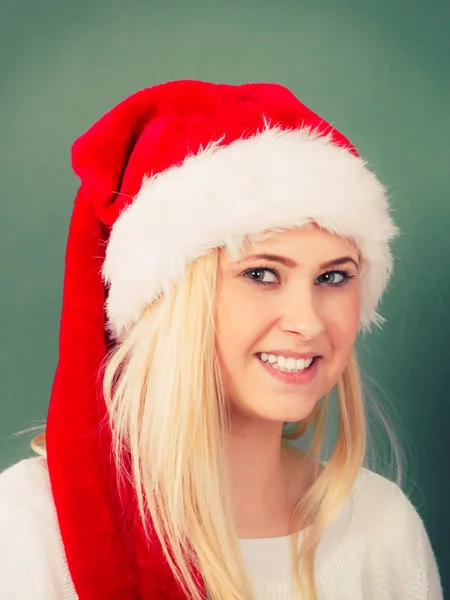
[
  {"xmin": 32, "ymin": 245, "xmax": 401, "ymax": 600},
  {"xmin": 101, "ymin": 248, "xmax": 368, "ymax": 600},
  {"xmin": 285, "ymin": 356, "xmax": 366, "ymax": 597}
]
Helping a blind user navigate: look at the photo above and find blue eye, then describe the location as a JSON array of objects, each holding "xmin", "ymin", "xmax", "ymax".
[
  {"xmin": 316, "ymin": 270, "xmax": 353, "ymax": 286},
  {"xmin": 243, "ymin": 267, "xmax": 279, "ymax": 284}
]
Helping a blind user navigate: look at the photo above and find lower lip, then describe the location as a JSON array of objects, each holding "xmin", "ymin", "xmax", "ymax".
[{"xmin": 257, "ymin": 356, "xmax": 320, "ymax": 385}]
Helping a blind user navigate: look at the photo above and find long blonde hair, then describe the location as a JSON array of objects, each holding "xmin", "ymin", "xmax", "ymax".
[{"xmin": 100, "ymin": 247, "xmax": 368, "ymax": 600}]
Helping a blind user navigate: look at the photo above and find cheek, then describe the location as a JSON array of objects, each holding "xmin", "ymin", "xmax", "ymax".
[
  {"xmin": 216, "ymin": 301, "xmax": 266, "ymax": 364},
  {"xmin": 216, "ymin": 283, "xmax": 271, "ymax": 345},
  {"xmin": 325, "ymin": 290, "xmax": 360, "ymax": 354},
  {"xmin": 215, "ymin": 287, "xmax": 273, "ymax": 391},
  {"xmin": 215, "ymin": 289, "xmax": 244, "ymax": 374}
]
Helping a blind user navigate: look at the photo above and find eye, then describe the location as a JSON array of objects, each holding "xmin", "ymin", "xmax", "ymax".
[
  {"xmin": 242, "ymin": 267, "xmax": 279, "ymax": 285},
  {"xmin": 316, "ymin": 270, "xmax": 354, "ymax": 286}
]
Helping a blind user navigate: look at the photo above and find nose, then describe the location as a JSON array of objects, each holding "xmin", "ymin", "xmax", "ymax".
[{"xmin": 278, "ymin": 287, "xmax": 325, "ymax": 340}]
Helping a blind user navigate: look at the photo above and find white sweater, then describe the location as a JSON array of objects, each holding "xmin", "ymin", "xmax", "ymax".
[{"xmin": 0, "ymin": 457, "xmax": 443, "ymax": 600}]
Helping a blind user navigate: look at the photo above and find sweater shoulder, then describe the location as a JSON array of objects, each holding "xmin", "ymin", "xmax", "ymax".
[
  {"xmin": 347, "ymin": 466, "xmax": 443, "ymax": 598},
  {"xmin": 0, "ymin": 456, "xmax": 55, "ymax": 532},
  {"xmin": 352, "ymin": 466, "xmax": 426, "ymax": 538},
  {"xmin": 354, "ymin": 466, "xmax": 406, "ymax": 504},
  {"xmin": 0, "ymin": 455, "xmax": 51, "ymax": 501},
  {"xmin": 0, "ymin": 457, "xmax": 78, "ymax": 599},
  {"xmin": 0, "ymin": 456, "xmax": 57, "ymax": 536}
]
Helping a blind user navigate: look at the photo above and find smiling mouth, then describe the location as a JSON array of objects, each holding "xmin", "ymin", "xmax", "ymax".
[{"xmin": 256, "ymin": 352, "xmax": 319, "ymax": 373}]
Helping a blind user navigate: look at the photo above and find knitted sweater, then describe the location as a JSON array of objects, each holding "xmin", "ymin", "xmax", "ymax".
[{"xmin": 0, "ymin": 457, "xmax": 443, "ymax": 599}]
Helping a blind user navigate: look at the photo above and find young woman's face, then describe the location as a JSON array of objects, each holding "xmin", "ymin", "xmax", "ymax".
[{"xmin": 215, "ymin": 226, "xmax": 360, "ymax": 425}]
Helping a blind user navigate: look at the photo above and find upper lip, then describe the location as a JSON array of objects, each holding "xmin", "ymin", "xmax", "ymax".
[{"xmin": 257, "ymin": 350, "xmax": 321, "ymax": 359}]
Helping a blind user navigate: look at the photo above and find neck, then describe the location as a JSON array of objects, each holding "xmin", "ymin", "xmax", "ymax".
[{"xmin": 225, "ymin": 419, "xmax": 306, "ymax": 539}]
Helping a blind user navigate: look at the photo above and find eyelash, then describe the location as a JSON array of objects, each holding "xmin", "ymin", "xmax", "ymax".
[
  {"xmin": 242, "ymin": 265, "xmax": 355, "ymax": 288},
  {"xmin": 316, "ymin": 268, "xmax": 355, "ymax": 287}
]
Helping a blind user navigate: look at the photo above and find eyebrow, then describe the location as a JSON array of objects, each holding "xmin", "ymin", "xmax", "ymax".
[{"xmin": 238, "ymin": 253, "xmax": 360, "ymax": 270}]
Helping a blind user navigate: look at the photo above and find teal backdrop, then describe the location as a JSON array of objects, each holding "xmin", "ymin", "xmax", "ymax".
[{"xmin": 1, "ymin": 0, "xmax": 448, "ymax": 590}]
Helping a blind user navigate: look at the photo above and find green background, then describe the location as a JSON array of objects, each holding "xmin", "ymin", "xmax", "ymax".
[{"xmin": 1, "ymin": 0, "xmax": 448, "ymax": 589}]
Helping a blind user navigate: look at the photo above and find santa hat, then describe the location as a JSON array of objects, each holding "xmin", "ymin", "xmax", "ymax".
[{"xmin": 46, "ymin": 80, "xmax": 398, "ymax": 599}]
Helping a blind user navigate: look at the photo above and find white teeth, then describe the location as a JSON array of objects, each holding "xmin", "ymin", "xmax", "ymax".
[
  {"xmin": 285, "ymin": 357, "xmax": 296, "ymax": 370},
  {"xmin": 258, "ymin": 353, "xmax": 314, "ymax": 372},
  {"xmin": 277, "ymin": 356, "xmax": 286, "ymax": 368}
]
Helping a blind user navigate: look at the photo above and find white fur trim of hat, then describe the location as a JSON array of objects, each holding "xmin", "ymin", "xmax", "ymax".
[{"xmin": 102, "ymin": 127, "xmax": 398, "ymax": 339}]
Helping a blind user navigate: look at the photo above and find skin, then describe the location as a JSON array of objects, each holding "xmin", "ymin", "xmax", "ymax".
[{"xmin": 215, "ymin": 225, "xmax": 361, "ymax": 538}]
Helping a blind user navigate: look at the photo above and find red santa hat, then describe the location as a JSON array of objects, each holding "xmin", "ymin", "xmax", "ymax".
[{"xmin": 46, "ymin": 80, "xmax": 397, "ymax": 599}]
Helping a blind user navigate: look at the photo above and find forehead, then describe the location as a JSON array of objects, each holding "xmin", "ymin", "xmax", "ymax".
[{"xmin": 222, "ymin": 225, "xmax": 359, "ymax": 265}]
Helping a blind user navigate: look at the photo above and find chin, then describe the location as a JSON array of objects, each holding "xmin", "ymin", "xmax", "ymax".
[
  {"xmin": 254, "ymin": 399, "xmax": 319, "ymax": 425},
  {"xmin": 229, "ymin": 386, "xmax": 322, "ymax": 425}
]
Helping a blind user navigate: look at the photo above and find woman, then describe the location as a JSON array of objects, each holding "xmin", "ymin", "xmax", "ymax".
[{"xmin": 0, "ymin": 80, "xmax": 443, "ymax": 599}]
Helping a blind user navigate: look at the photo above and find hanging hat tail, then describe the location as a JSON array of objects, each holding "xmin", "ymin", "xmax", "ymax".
[{"xmin": 46, "ymin": 186, "xmax": 190, "ymax": 598}]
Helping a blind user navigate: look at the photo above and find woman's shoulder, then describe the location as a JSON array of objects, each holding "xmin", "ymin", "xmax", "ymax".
[
  {"xmin": 0, "ymin": 457, "xmax": 77, "ymax": 599},
  {"xmin": 354, "ymin": 465, "xmax": 407, "ymax": 502},
  {"xmin": 343, "ymin": 466, "xmax": 443, "ymax": 598},
  {"xmin": 351, "ymin": 466, "xmax": 428, "ymax": 537},
  {"xmin": 0, "ymin": 455, "xmax": 50, "ymax": 495},
  {"xmin": 0, "ymin": 456, "xmax": 54, "ymax": 527},
  {"xmin": 0, "ymin": 456, "xmax": 56, "ymax": 531}
]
